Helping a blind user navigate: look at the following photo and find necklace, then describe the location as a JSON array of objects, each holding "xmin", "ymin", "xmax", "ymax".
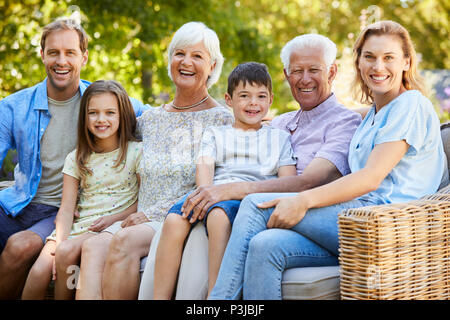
[{"xmin": 171, "ymin": 95, "xmax": 209, "ymax": 110}]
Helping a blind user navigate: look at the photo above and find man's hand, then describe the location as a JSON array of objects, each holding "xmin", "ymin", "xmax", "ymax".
[
  {"xmin": 120, "ymin": 212, "xmax": 149, "ymax": 228},
  {"xmin": 257, "ymin": 194, "xmax": 308, "ymax": 229},
  {"xmin": 182, "ymin": 184, "xmax": 233, "ymax": 223}
]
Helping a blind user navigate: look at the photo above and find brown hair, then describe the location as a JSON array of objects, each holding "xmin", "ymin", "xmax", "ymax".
[
  {"xmin": 76, "ymin": 80, "xmax": 137, "ymax": 184},
  {"xmin": 41, "ymin": 18, "xmax": 88, "ymax": 53},
  {"xmin": 352, "ymin": 20, "xmax": 426, "ymax": 104},
  {"xmin": 227, "ymin": 62, "xmax": 272, "ymax": 97}
]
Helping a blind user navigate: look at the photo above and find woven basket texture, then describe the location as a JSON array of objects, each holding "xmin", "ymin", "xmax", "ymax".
[{"xmin": 338, "ymin": 196, "xmax": 450, "ymax": 300}]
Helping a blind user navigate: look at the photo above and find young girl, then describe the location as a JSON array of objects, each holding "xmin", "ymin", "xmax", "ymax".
[{"xmin": 21, "ymin": 80, "xmax": 142, "ymax": 300}]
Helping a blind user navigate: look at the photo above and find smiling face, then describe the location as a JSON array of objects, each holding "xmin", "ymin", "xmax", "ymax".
[
  {"xmin": 358, "ymin": 34, "xmax": 410, "ymax": 109},
  {"xmin": 87, "ymin": 92, "xmax": 120, "ymax": 152},
  {"xmin": 169, "ymin": 41, "xmax": 214, "ymax": 93},
  {"xmin": 284, "ymin": 47, "xmax": 336, "ymax": 111},
  {"xmin": 41, "ymin": 29, "xmax": 88, "ymax": 101},
  {"xmin": 226, "ymin": 81, "xmax": 273, "ymax": 131}
]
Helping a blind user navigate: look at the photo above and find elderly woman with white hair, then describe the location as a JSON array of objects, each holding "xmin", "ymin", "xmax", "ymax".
[{"xmin": 75, "ymin": 21, "xmax": 233, "ymax": 300}]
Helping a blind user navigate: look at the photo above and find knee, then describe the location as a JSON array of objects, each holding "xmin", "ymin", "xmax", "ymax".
[
  {"xmin": 108, "ymin": 229, "xmax": 134, "ymax": 261},
  {"xmin": 206, "ymin": 209, "xmax": 230, "ymax": 231},
  {"xmin": 28, "ymin": 259, "xmax": 51, "ymax": 281},
  {"xmin": 55, "ymin": 240, "xmax": 78, "ymax": 266},
  {"xmin": 248, "ymin": 233, "xmax": 269, "ymax": 256},
  {"xmin": 163, "ymin": 214, "xmax": 189, "ymax": 240},
  {"xmin": 81, "ymin": 235, "xmax": 108, "ymax": 258},
  {"xmin": 248, "ymin": 232, "xmax": 282, "ymax": 265},
  {"xmin": 3, "ymin": 232, "xmax": 43, "ymax": 266}
]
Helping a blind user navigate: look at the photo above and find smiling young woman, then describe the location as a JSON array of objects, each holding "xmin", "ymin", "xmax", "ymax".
[{"xmin": 352, "ymin": 20, "xmax": 425, "ymax": 109}]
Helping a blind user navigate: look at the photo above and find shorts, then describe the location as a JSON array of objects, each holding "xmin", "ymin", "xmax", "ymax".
[
  {"xmin": 167, "ymin": 192, "xmax": 241, "ymax": 232},
  {"xmin": 0, "ymin": 202, "xmax": 58, "ymax": 252},
  {"xmin": 102, "ymin": 219, "xmax": 162, "ymax": 235}
]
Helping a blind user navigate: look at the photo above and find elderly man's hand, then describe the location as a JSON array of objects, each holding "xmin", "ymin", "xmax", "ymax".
[
  {"xmin": 121, "ymin": 212, "xmax": 149, "ymax": 228},
  {"xmin": 182, "ymin": 184, "xmax": 234, "ymax": 223},
  {"xmin": 257, "ymin": 194, "xmax": 309, "ymax": 229}
]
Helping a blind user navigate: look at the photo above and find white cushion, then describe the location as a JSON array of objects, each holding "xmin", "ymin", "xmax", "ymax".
[{"xmin": 281, "ymin": 266, "xmax": 340, "ymax": 300}]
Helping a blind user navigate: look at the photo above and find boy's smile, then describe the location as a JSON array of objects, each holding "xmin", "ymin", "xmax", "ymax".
[{"xmin": 226, "ymin": 82, "xmax": 273, "ymax": 131}]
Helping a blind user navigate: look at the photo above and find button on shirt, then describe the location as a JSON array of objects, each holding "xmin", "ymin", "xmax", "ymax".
[
  {"xmin": 0, "ymin": 78, "xmax": 148, "ymax": 217},
  {"xmin": 270, "ymin": 93, "xmax": 362, "ymax": 176}
]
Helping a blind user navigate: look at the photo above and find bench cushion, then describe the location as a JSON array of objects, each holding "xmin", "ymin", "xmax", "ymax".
[{"xmin": 281, "ymin": 266, "xmax": 340, "ymax": 300}]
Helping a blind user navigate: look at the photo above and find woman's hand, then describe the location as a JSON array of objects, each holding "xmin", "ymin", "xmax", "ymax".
[
  {"xmin": 257, "ymin": 194, "xmax": 309, "ymax": 229},
  {"xmin": 120, "ymin": 211, "xmax": 149, "ymax": 228}
]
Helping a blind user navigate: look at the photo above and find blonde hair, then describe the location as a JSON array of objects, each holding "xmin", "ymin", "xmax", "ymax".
[{"xmin": 352, "ymin": 20, "xmax": 426, "ymax": 104}]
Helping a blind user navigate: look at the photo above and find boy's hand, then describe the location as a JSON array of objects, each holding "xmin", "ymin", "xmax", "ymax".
[{"xmin": 121, "ymin": 212, "xmax": 149, "ymax": 228}]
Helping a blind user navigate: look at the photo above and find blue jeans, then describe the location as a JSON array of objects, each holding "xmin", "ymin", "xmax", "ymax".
[{"xmin": 208, "ymin": 192, "xmax": 374, "ymax": 300}]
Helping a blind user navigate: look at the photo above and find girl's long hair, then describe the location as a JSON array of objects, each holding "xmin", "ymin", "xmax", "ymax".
[
  {"xmin": 352, "ymin": 20, "xmax": 426, "ymax": 105},
  {"xmin": 76, "ymin": 80, "xmax": 138, "ymax": 184}
]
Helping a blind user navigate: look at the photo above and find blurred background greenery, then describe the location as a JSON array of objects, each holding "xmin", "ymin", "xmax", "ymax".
[{"xmin": 1, "ymin": 0, "xmax": 449, "ymax": 180}]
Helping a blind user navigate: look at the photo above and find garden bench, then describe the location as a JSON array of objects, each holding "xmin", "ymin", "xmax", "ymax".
[{"xmin": 2, "ymin": 122, "xmax": 450, "ymax": 300}]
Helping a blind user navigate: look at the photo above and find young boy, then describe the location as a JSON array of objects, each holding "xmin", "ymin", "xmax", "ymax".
[{"xmin": 153, "ymin": 62, "xmax": 297, "ymax": 299}]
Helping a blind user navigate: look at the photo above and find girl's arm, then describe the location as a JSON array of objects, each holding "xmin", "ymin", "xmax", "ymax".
[
  {"xmin": 88, "ymin": 200, "xmax": 138, "ymax": 232},
  {"xmin": 260, "ymin": 140, "xmax": 409, "ymax": 228},
  {"xmin": 54, "ymin": 174, "xmax": 80, "ymax": 246},
  {"xmin": 277, "ymin": 165, "xmax": 297, "ymax": 177}
]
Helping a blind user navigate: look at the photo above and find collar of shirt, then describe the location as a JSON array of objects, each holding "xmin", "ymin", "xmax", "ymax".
[
  {"xmin": 32, "ymin": 78, "xmax": 90, "ymax": 111},
  {"xmin": 285, "ymin": 93, "xmax": 338, "ymax": 132}
]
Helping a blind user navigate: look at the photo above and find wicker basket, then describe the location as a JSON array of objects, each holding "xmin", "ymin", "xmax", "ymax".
[{"xmin": 338, "ymin": 199, "xmax": 450, "ymax": 300}]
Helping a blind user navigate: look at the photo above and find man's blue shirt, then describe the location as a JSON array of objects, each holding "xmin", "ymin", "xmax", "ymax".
[{"xmin": 0, "ymin": 78, "xmax": 148, "ymax": 217}]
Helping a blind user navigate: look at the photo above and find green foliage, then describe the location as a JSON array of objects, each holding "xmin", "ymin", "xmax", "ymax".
[
  {"xmin": 1, "ymin": 0, "xmax": 448, "ymax": 109},
  {"xmin": 1, "ymin": 0, "xmax": 449, "ymax": 178},
  {"xmin": 0, "ymin": 150, "xmax": 17, "ymax": 181}
]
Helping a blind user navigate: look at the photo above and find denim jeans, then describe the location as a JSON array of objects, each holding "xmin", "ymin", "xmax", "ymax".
[{"xmin": 208, "ymin": 192, "xmax": 374, "ymax": 300}]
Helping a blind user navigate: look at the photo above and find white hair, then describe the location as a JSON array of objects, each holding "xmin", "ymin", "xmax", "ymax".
[
  {"xmin": 280, "ymin": 34, "xmax": 337, "ymax": 74},
  {"xmin": 167, "ymin": 21, "xmax": 224, "ymax": 88}
]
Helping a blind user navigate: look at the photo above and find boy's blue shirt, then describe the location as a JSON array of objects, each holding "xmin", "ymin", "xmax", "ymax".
[{"xmin": 0, "ymin": 78, "xmax": 148, "ymax": 217}]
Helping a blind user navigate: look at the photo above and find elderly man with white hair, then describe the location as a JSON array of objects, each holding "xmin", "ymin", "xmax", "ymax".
[{"xmin": 197, "ymin": 33, "xmax": 362, "ymax": 300}]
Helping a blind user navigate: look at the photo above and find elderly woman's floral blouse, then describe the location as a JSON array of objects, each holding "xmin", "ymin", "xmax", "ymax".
[{"xmin": 136, "ymin": 105, "xmax": 234, "ymax": 221}]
